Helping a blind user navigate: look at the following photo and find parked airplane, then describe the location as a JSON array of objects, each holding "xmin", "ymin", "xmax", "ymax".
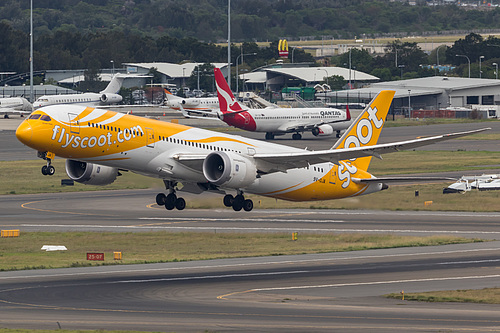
[
  {"xmin": 15, "ymin": 90, "xmax": 488, "ymax": 212},
  {"xmin": 0, "ymin": 97, "xmax": 32, "ymax": 118},
  {"xmin": 33, "ymin": 74, "xmax": 126, "ymax": 108},
  {"xmin": 213, "ymin": 68, "xmax": 351, "ymax": 140},
  {"xmin": 163, "ymin": 88, "xmax": 219, "ymax": 113}
]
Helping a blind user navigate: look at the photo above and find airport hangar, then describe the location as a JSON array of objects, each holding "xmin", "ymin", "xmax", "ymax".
[{"xmin": 325, "ymin": 76, "xmax": 500, "ymax": 117}]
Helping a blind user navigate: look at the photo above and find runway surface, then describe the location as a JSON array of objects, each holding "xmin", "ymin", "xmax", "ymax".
[{"xmin": 1, "ymin": 115, "xmax": 500, "ymax": 331}]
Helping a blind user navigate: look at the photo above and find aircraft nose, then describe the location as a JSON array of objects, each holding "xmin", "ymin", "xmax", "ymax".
[{"xmin": 15, "ymin": 120, "xmax": 32, "ymax": 144}]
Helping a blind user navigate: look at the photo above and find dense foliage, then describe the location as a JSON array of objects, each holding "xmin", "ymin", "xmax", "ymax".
[{"xmin": 1, "ymin": 0, "xmax": 500, "ymax": 42}]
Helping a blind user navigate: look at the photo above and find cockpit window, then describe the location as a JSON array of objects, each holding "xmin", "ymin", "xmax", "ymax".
[
  {"xmin": 28, "ymin": 114, "xmax": 41, "ymax": 120},
  {"xmin": 40, "ymin": 115, "xmax": 52, "ymax": 121}
]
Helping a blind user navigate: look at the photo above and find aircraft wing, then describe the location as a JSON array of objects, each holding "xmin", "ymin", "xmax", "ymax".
[
  {"xmin": 253, "ymin": 128, "xmax": 490, "ymax": 173},
  {"xmin": 179, "ymin": 105, "xmax": 220, "ymax": 119},
  {"xmin": 352, "ymin": 176, "xmax": 456, "ymax": 184}
]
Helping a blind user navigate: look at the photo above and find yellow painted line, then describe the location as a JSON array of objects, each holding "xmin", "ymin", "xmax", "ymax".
[{"xmin": 21, "ymin": 200, "xmax": 116, "ymax": 217}]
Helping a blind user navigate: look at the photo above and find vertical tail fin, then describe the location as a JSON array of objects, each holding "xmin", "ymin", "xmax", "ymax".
[
  {"xmin": 214, "ymin": 68, "xmax": 245, "ymax": 113},
  {"xmin": 332, "ymin": 90, "xmax": 395, "ymax": 171},
  {"xmin": 100, "ymin": 74, "xmax": 125, "ymax": 94}
]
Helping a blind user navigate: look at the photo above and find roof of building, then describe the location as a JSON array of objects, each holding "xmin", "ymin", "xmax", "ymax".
[
  {"xmin": 329, "ymin": 76, "xmax": 500, "ymax": 99},
  {"xmin": 124, "ymin": 62, "xmax": 228, "ymax": 78},
  {"xmin": 264, "ymin": 67, "xmax": 379, "ymax": 82}
]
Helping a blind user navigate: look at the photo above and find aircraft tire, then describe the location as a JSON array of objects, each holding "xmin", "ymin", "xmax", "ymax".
[
  {"xmin": 223, "ymin": 194, "xmax": 234, "ymax": 207},
  {"xmin": 165, "ymin": 193, "xmax": 177, "ymax": 210},
  {"xmin": 265, "ymin": 132, "xmax": 275, "ymax": 140},
  {"xmin": 292, "ymin": 133, "xmax": 302, "ymax": 140},
  {"xmin": 156, "ymin": 193, "xmax": 167, "ymax": 206},
  {"xmin": 232, "ymin": 194, "xmax": 244, "ymax": 211},
  {"xmin": 47, "ymin": 165, "xmax": 55, "ymax": 175},
  {"xmin": 175, "ymin": 197, "xmax": 186, "ymax": 210},
  {"xmin": 41, "ymin": 166, "xmax": 48, "ymax": 175},
  {"xmin": 243, "ymin": 199, "xmax": 253, "ymax": 212}
]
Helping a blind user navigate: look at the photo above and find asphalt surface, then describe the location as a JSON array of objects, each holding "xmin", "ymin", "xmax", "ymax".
[{"xmin": 1, "ymin": 112, "xmax": 500, "ymax": 332}]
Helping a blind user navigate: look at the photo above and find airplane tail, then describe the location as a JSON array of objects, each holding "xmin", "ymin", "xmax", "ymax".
[
  {"xmin": 214, "ymin": 68, "xmax": 245, "ymax": 114},
  {"xmin": 100, "ymin": 74, "xmax": 125, "ymax": 94},
  {"xmin": 331, "ymin": 90, "xmax": 395, "ymax": 171}
]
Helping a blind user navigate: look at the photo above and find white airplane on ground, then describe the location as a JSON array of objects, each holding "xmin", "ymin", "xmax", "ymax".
[
  {"xmin": 163, "ymin": 88, "xmax": 219, "ymax": 113},
  {"xmin": 213, "ymin": 68, "xmax": 351, "ymax": 140},
  {"xmin": 0, "ymin": 97, "xmax": 33, "ymax": 118},
  {"xmin": 15, "ymin": 87, "xmax": 488, "ymax": 212},
  {"xmin": 33, "ymin": 74, "xmax": 126, "ymax": 108}
]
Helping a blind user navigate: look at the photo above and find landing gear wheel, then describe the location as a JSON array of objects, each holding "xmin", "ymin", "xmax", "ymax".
[
  {"xmin": 41, "ymin": 165, "xmax": 48, "ymax": 175},
  {"xmin": 175, "ymin": 197, "xmax": 186, "ymax": 211},
  {"xmin": 47, "ymin": 165, "xmax": 55, "ymax": 175},
  {"xmin": 292, "ymin": 133, "xmax": 302, "ymax": 140},
  {"xmin": 223, "ymin": 194, "xmax": 234, "ymax": 207},
  {"xmin": 336, "ymin": 131, "xmax": 341, "ymax": 138},
  {"xmin": 164, "ymin": 193, "xmax": 177, "ymax": 210},
  {"xmin": 232, "ymin": 194, "xmax": 244, "ymax": 212},
  {"xmin": 156, "ymin": 193, "xmax": 167, "ymax": 206},
  {"xmin": 243, "ymin": 199, "xmax": 253, "ymax": 212},
  {"xmin": 265, "ymin": 132, "xmax": 275, "ymax": 140}
]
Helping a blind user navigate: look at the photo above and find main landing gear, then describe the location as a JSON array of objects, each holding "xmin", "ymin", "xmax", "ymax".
[
  {"xmin": 223, "ymin": 192, "xmax": 253, "ymax": 212},
  {"xmin": 38, "ymin": 151, "xmax": 55, "ymax": 175},
  {"xmin": 156, "ymin": 180, "xmax": 186, "ymax": 210},
  {"xmin": 292, "ymin": 133, "xmax": 302, "ymax": 140}
]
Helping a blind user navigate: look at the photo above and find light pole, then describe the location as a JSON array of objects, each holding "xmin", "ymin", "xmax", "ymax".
[
  {"xmin": 236, "ymin": 52, "xmax": 256, "ymax": 94},
  {"xmin": 408, "ymin": 89, "xmax": 411, "ymax": 119},
  {"xmin": 227, "ymin": 0, "xmax": 231, "ymax": 90},
  {"xmin": 398, "ymin": 64, "xmax": 405, "ymax": 79},
  {"xmin": 110, "ymin": 60, "xmax": 114, "ymax": 75},
  {"xmin": 493, "ymin": 63, "xmax": 498, "ymax": 80},
  {"xmin": 317, "ymin": 68, "xmax": 329, "ymax": 85},
  {"xmin": 291, "ymin": 46, "xmax": 301, "ymax": 63},
  {"xmin": 455, "ymin": 54, "xmax": 471, "ymax": 78},
  {"xmin": 436, "ymin": 45, "xmax": 444, "ymax": 67},
  {"xmin": 479, "ymin": 55, "xmax": 485, "ymax": 78},
  {"xmin": 29, "ymin": 0, "xmax": 33, "ymax": 103},
  {"xmin": 182, "ymin": 67, "xmax": 186, "ymax": 89}
]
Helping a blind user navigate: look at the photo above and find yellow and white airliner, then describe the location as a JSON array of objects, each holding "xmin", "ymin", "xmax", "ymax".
[{"xmin": 15, "ymin": 88, "xmax": 488, "ymax": 212}]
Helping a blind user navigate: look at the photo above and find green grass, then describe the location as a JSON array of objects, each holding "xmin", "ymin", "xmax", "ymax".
[
  {"xmin": 0, "ymin": 232, "xmax": 481, "ymax": 271},
  {"xmin": 386, "ymin": 288, "xmax": 500, "ymax": 304}
]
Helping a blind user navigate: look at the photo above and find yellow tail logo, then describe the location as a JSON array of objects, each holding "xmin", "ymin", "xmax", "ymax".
[{"xmin": 333, "ymin": 90, "xmax": 395, "ymax": 173}]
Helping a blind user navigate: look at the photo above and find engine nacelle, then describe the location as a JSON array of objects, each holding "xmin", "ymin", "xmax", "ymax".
[
  {"xmin": 100, "ymin": 93, "xmax": 123, "ymax": 104},
  {"xmin": 202, "ymin": 152, "xmax": 257, "ymax": 188},
  {"xmin": 312, "ymin": 124, "xmax": 334, "ymax": 137},
  {"xmin": 65, "ymin": 160, "xmax": 118, "ymax": 185},
  {"xmin": 183, "ymin": 99, "xmax": 199, "ymax": 107}
]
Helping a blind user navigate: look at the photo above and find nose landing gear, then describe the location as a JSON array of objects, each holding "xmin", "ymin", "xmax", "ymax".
[{"xmin": 38, "ymin": 151, "xmax": 55, "ymax": 175}]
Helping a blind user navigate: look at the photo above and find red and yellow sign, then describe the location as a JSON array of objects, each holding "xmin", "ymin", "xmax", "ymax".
[{"xmin": 278, "ymin": 39, "xmax": 289, "ymax": 58}]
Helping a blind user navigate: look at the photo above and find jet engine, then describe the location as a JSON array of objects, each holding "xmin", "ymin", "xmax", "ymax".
[
  {"xmin": 65, "ymin": 160, "xmax": 119, "ymax": 185},
  {"xmin": 312, "ymin": 124, "xmax": 334, "ymax": 137},
  {"xmin": 202, "ymin": 152, "xmax": 257, "ymax": 188},
  {"xmin": 100, "ymin": 93, "xmax": 123, "ymax": 104}
]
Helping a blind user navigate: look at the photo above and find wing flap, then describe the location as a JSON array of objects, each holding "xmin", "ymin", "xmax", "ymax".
[{"xmin": 253, "ymin": 128, "xmax": 490, "ymax": 173}]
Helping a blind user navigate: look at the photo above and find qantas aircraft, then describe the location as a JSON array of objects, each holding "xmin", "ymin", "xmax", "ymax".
[
  {"xmin": 163, "ymin": 88, "xmax": 219, "ymax": 113},
  {"xmin": 0, "ymin": 97, "xmax": 32, "ymax": 118},
  {"xmin": 15, "ymin": 88, "xmax": 488, "ymax": 212},
  {"xmin": 33, "ymin": 74, "xmax": 126, "ymax": 108},
  {"xmin": 212, "ymin": 68, "xmax": 351, "ymax": 140}
]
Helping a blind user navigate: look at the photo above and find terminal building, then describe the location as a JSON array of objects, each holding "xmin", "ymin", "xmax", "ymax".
[{"xmin": 326, "ymin": 76, "xmax": 500, "ymax": 118}]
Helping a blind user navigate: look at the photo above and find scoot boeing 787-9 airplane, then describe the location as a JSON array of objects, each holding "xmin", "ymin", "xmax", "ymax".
[{"xmin": 15, "ymin": 85, "xmax": 488, "ymax": 212}]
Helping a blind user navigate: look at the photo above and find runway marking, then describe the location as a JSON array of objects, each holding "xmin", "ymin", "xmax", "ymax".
[
  {"xmin": 21, "ymin": 223, "xmax": 500, "ymax": 235},
  {"xmin": 21, "ymin": 201, "xmax": 117, "ymax": 217},
  {"xmin": 2, "ymin": 246, "xmax": 499, "ymax": 281},
  {"xmin": 217, "ymin": 274, "xmax": 500, "ymax": 299}
]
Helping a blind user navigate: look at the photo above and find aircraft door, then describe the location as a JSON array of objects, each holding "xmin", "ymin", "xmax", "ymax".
[
  {"xmin": 146, "ymin": 128, "xmax": 155, "ymax": 148},
  {"xmin": 68, "ymin": 113, "xmax": 80, "ymax": 134},
  {"xmin": 329, "ymin": 164, "xmax": 336, "ymax": 184}
]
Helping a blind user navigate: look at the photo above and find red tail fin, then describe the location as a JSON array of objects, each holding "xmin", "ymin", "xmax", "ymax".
[
  {"xmin": 214, "ymin": 68, "xmax": 245, "ymax": 113},
  {"xmin": 345, "ymin": 104, "xmax": 351, "ymax": 121},
  {"xmin": 164, "ymin": 88, "xmax": 173, "ymax": 95}
]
